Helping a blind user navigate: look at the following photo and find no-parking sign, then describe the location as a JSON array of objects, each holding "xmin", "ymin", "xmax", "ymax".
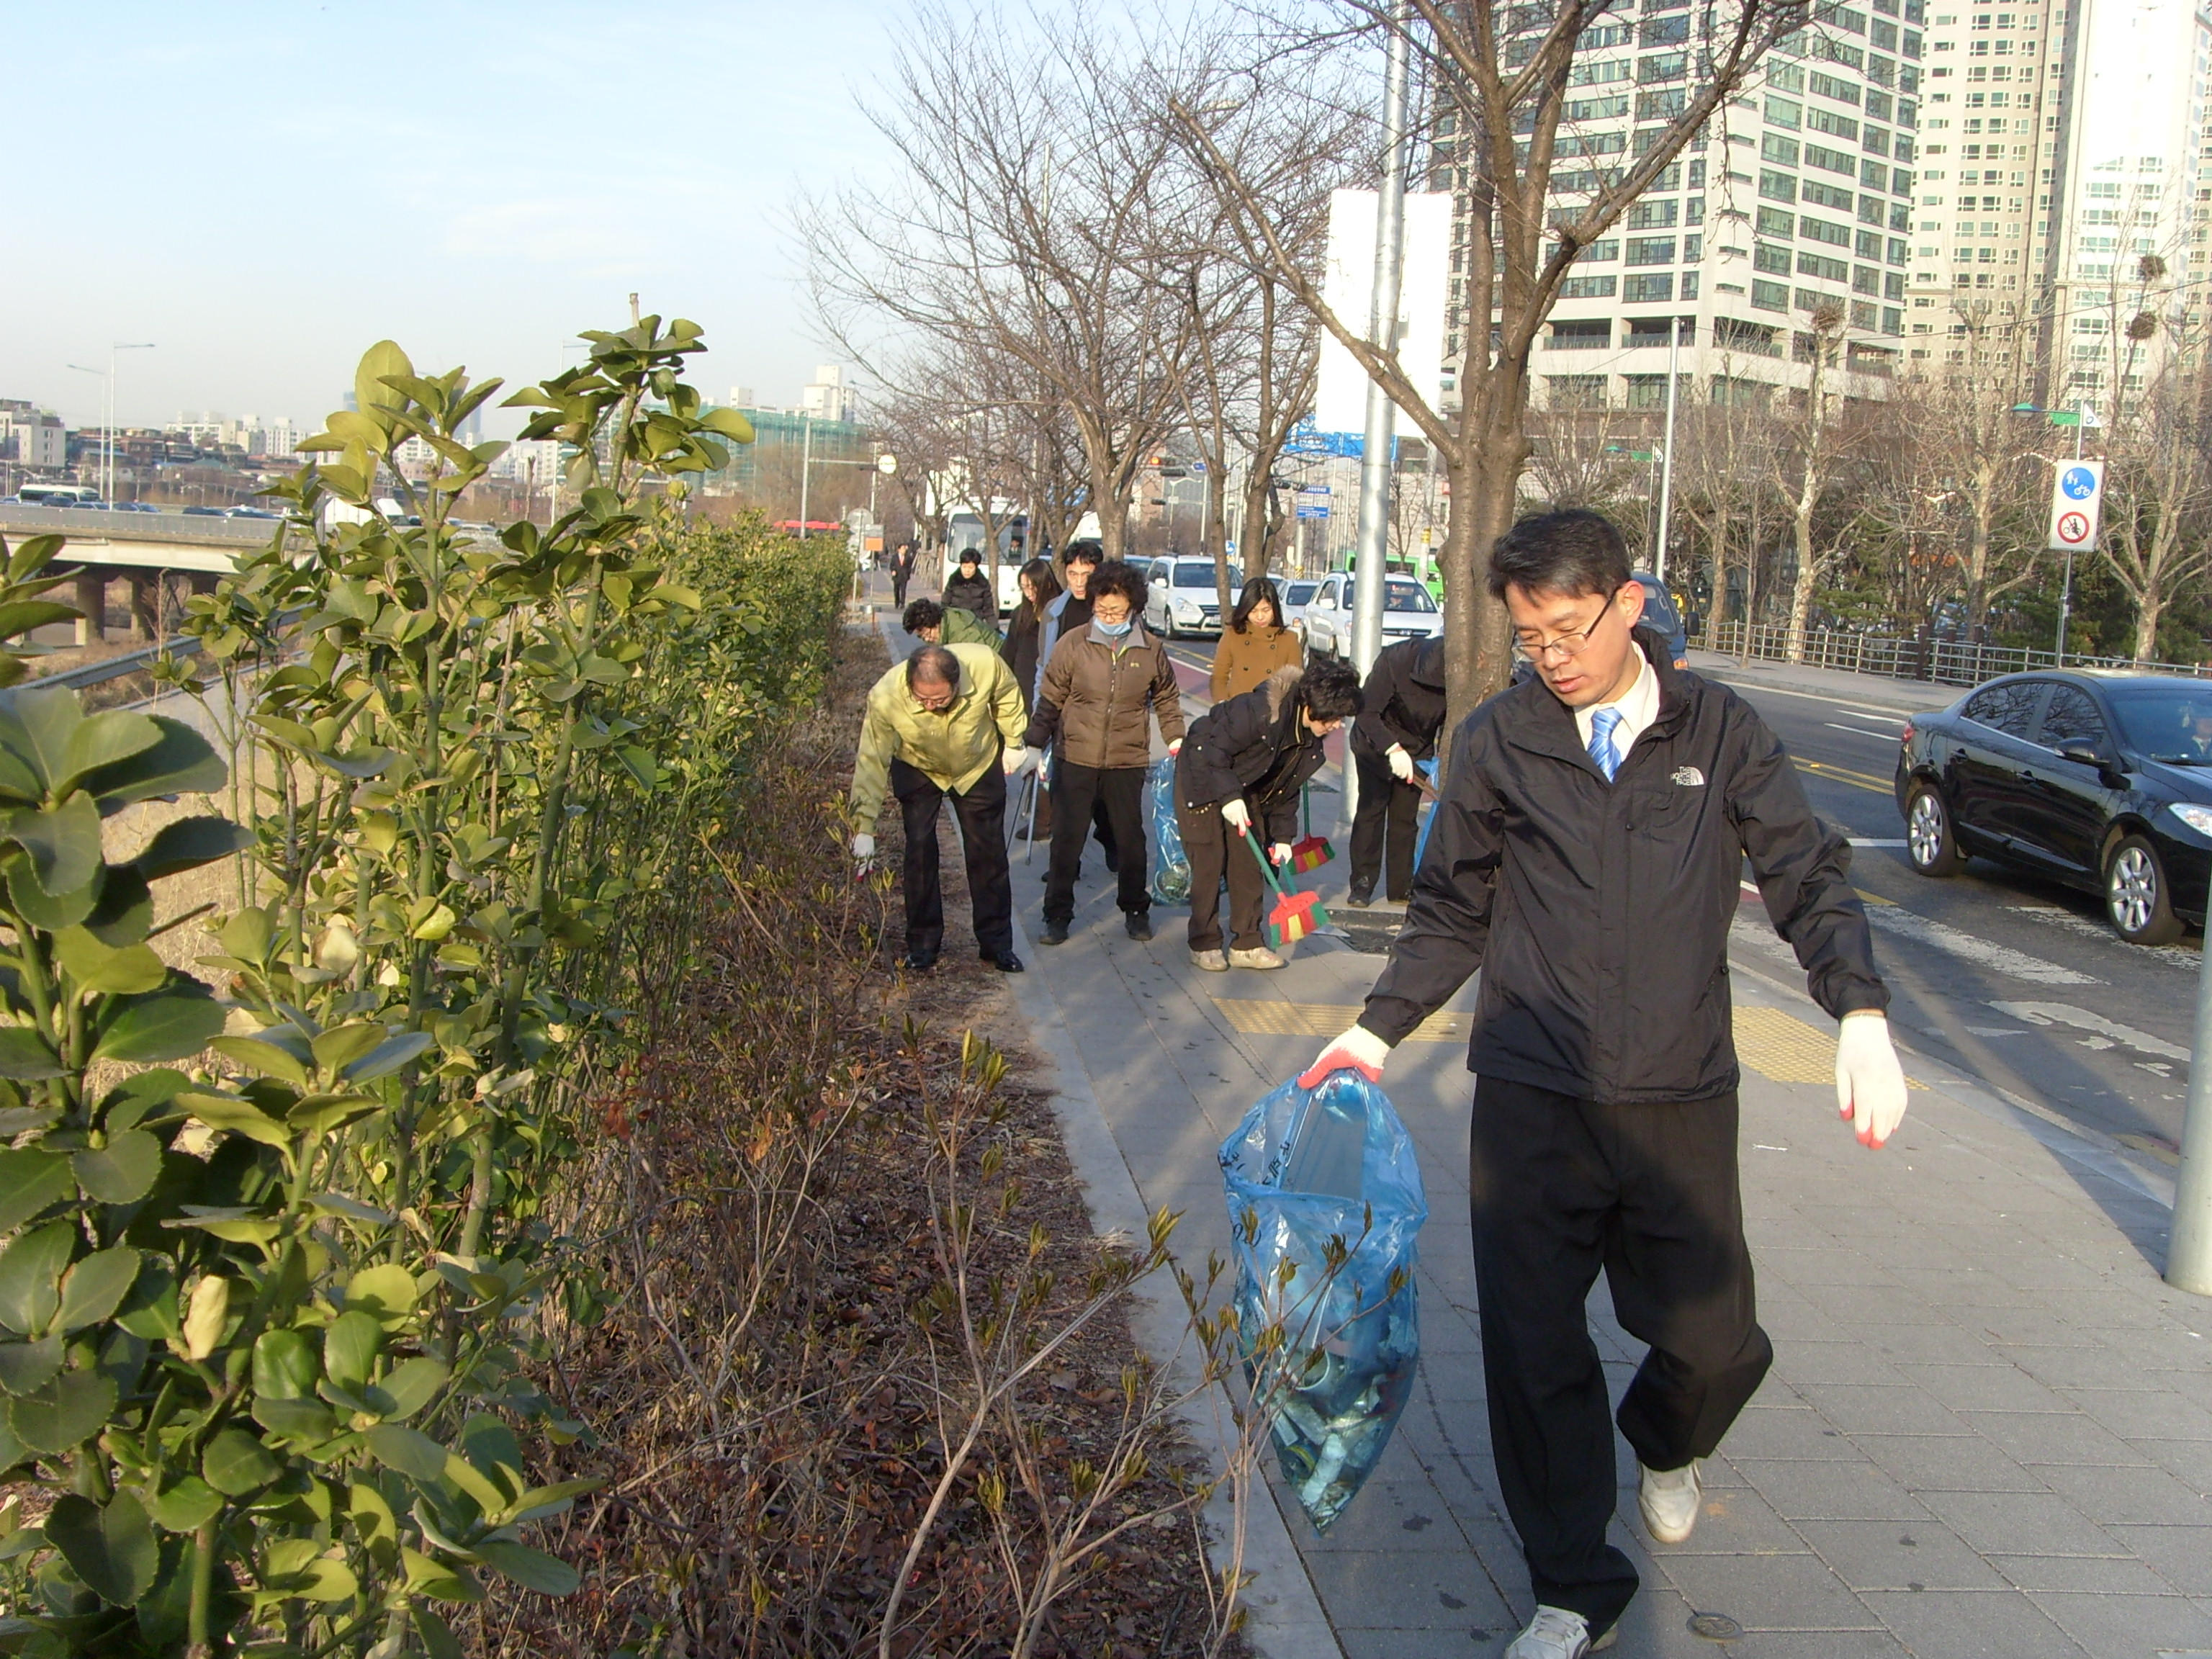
[{"xmin": 2047, "ymin": 460, "xmax": 2105, "ymax": 552}]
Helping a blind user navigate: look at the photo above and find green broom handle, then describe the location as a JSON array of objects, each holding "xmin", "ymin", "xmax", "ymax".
[{"xmin": 1238, "ymin": 825, "xmax": 1296, "ymax": 901}]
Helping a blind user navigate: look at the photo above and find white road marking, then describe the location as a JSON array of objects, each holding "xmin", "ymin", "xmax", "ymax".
[
  {"xmin": 1964, "ymin": 1025, "xmax": 2032, "ymax": 1037},
  {"xmin": 2003, "ymin": 904, "xmax": 2200, "ymax": 966},
  {"xmin": 1825, "ymin": 721, "xmax": 1905, "ymax": 742},
  {"xmin": 1849, "ymin": 837, "xmax": 1907, "ymax": 848},
  {"xmin": 1721, "ymin": 681, "xmax": 1934, "ymax": 721},
  {"xmin": 1986, "ymin": 1000, "xmax": 2190, "ymax": 1061},
  {"xmin": 1862, "ymin": 906, "xmax": 2101, "ymax": 984}
]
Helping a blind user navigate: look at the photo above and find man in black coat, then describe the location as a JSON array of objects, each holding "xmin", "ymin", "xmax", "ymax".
[
  {"xmin": 890, "ymin": 539, "xmax": 917, "ymax": 606},
  {"xmin": 1175, "ymin": 655, "xmax": 1363, "ymax": 971},
  {"xmin": 1347, "ymin": 634, "xmax": 1446, "ymax": 905},
  {"xmin": 1300, "ymin": 510, "xmax": 1910, "ymax": 1659}
]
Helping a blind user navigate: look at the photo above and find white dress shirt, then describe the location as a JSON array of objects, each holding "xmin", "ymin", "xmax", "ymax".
[{"xmin": 1573, "ymin": 642, "xmax": 1659, "ymax": 763}]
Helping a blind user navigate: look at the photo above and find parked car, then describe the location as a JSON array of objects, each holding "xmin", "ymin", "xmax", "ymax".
[
  {"xmin": 1894, "ymin": 669, "xmax": 2212, "ymax": 943},
  {"xmin": 1143, "ymin": 558, "xmax": 1243, "ymax": 639},
  {"xmin": 1298, "ymin": 572, "xmax": 1444, "ymax": 658},
  {"xmin": 1632, "ymin": 570, "xmax": 1689, "ymax": 666},
  {"xmin": 225, "ymin": 505, "xmax": 280, "ymax": 519},
  {"xmin": 113, "ymin": 500, "xmax": 161, "ymax": 513},
  {"xmin": 1279, "ymin": 577, "xmax": 1320, "ymax": 639},
  {"xmin": 182, "ymin": 505, "xmax": 227, "ymax": 516}
]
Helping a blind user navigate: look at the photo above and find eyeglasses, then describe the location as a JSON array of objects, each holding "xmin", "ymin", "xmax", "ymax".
[{"xmin": 1515, "ymin": 590, "xmax": 1623, "ymax": 663}]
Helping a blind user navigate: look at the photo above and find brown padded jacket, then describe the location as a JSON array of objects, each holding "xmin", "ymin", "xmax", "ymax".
[
  {"xmin": 1023, "ymin": 621, "xmax": 1186, "ymax": 770},
  {"xmin": 1210, "ymin": 623, "xmax": 1303, "ymax": 702}
]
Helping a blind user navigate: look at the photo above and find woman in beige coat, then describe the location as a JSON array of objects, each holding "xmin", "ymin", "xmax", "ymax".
[{"xmin": 1210, "ymin": 577, "xmax": 1305, "ymax": 703}]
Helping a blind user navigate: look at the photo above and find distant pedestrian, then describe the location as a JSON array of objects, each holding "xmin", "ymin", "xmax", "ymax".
[
  {"xmin": 1299, "ymin": 509, "xmax": 1907, "ymax": 1659},
  {"xmin": 1025, "ymin": 560, "xmax": 1184, "ymax": 946},
  {"xmin": 1033, "ymin": 541, "xmax": 1118, "ymax": 870},
  {"xmin": 902, "ymin": 596, "xmax": 999, "ymax": 651},
  {"xmin": 1209, "ymin": 576, "xmax": 1305, "ymax": 703},
  {"xmin": 849, "ymin": 642, "xmax": 1034, "ymax": 975},
  {"xmin": 943, "ymin": 548, "xmax": 999, "ymax": 629},
  {"xmin": 1346, "ymin": 634, "xmax": 1447, "ymax": 907},
  {"xmin": 1002, "ymin": 557, "xmax": 1062, "ymax": 841},
  {"xmin": 1177, "ymin": 653, "xmax": 1362, "ymax": 971},
  {"xmin": 890, "ymin": 539, "xmax": 917, "ymax": 607}
]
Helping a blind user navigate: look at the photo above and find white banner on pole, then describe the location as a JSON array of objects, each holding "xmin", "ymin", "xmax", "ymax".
[
  {"xmin": 1314, "ymin": 187, "xmax": 1452, "ymax": 436},
  {"xmin": 2046, "ymin": 459, "xmax": 2105, "ymax": 554}
]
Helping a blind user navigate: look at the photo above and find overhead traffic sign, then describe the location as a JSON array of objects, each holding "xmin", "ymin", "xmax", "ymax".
[{"xmin": 2046, "ymin": 459, "xmax": 2105, "ymax": 552}]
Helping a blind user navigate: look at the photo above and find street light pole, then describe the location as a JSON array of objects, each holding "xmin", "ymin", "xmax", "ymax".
[
  {"xmin": 799, "ymin": 415, "xmax": 814, "ymax": 539},
  {"xmin": 2170, "ymin": 953, "xmax": 2212, "ymax": 1294},
  {"xmin": 1341, "ymin": 0, "xmax": 1413, "ymax": 831}
]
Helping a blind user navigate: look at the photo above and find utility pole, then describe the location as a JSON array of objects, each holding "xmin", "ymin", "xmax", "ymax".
[
  {"xmin": 1340, "ymin": 0, "xmax": 1413, "ymax": 830},
  {"xmin": 799, "ymin": 414, "xmax": 814, "ymax": 539},
  {"xmin": 2170, "ymin": 952, "xmax": 2212, "ymax": 1294},
  {"xmin": 1655, "ymin": 317, "xmax": 1683, "ymax": 585}
]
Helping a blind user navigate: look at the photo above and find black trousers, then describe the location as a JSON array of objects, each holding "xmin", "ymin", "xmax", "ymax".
[
  {"xmin": 891, "ymin": 754, "xmax": 1013, "ymax": 957},
  {"xmin": 1470, "ymin": 1076, "xmax": 1771, "ymax": 1635},
  {"xmin": 1043, "ymin": 763, "xmax": 1146, "ymax": 925},
  {"xmin": 1349, "ymin": 746, "xmax": 1424, "ymax": 900},
  {"xmin": 891, "ymin": 570, "xmax": 911, "ymax": 606},
  {"xmin": 1176, "ymin": 797, "xmax": 1267, "ymax": 952}
]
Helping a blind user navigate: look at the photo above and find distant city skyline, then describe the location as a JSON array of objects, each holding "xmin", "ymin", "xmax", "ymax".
[{"xmin": 1, "ymin": 1, "xmax": 903, "ymax": 439}]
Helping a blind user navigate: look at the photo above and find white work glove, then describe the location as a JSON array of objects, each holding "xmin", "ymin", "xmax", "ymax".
[
  {"xmin": 1269, "ymin": 842, "xmax": 1293, "ymax": 866},
  {"xmin": 1836, "ymin": 1011, "xmax": 1908, "ymax": 1149},
  {"xmin": 1220, "ymin": 798, "xmax": 1252, "ymax": 834},
  {"xmin": 1003, "ymin": 745, "xmax": 1040, "ymax": 776},
  {"xmin": 1167, "ymin": 738, "xmax": 1183, "ymax": 757},
  {"xmin": 850, "ymin": 832, "xmax": 876, "ymax": 868},
  {"xmin": 1298, "ymin": 1025, "xmax": 1393, "ymax": 1089},
  {"xmin": 1386, "ymin": 743, "xmax": 1415, "ymax": 783}
]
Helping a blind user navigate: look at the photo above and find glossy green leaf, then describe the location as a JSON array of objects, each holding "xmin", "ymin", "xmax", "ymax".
[
  {"xmin": 412, "ymin": 1604, "xmax": 465, "ymax": 1659},
  {"xmin": 403, "ymin": 1545, "xmax": 483, "ymax": 1604},
  {"xmin": 45, "ymin": 1491, "xmax": 157, "ymax": 1607},
  {"xmin": 343, "ymin": 1030, "xmax": 433, "ymax": 1083},
  {"xmin": 345, "ymin": 1263, "xmax": 419, "ymax": 1326},
  {"xmin": 4, "ymin": 853, "xmax": 95, "ymax": 929},
  {"xmin": 0, "ymin": 1028, "xmax": 63, "ymax": 1082},
  {"xmin": 149, "ymin": 1477, "xmax": 222, "ymax": 1533},
  {"xmin": 53, "ymin": 929, "xmax": 166, "ymax": 997},
  {"xmin": 9, "ymin": 794, "xmax": 102, "ymax": 899},
  {"xmin": 472, "ymin": 1539, "xmax": 580, "ymax": 1596},
  {"xmin": 54, "ymin": 1247, "xmax": 140, "ymax": 1334},
  {"xmin": 210, "ymin": 1036, "xmax": 310, "ymax": 1089},
  {"xmin": 0, "ymin": 1223, "xmax": 74, "ymax": 1336},
  {"xmin": 253, "ymin": 1328, "xmax": 319, "ymax": 1399},
  {"xmin": 112, "ymin": 1258, "xmax": 179, "ymax": 1342},
  {"xmin": 129, "ymin": 815, "xmax": 252, "ymax": 881},
  {"xmin": 72, "ymin": 1130, "xmax": 163, "ymax": 1204},
  {"xmin": 377, "ymin": 1355, "xmax": 448, "ymax": 1421},
  {"xmin": 261, "ymin": 1536, "xmax": 356, "ymax": 1603},
  {"xmin": 309, "ymin": 1023, "xmax": 384, "ymax": 1076},
  {"xmin": 9, "ymin": 1369, "xmax": 116, "ymax": 1452},
  {"xmin": 99, "ymin": 1067, "xmax": 189, "ymax": 1131},
  {"xmin": 0, "ymin": 685, "xmax": 78, "ymax": 791},
  {"xmin": 81, "ymin": 862, "xmax": 153, "ymax": 946},
  {"xmin": 251, "ymin": 1395, "xmax": 336, "ymax": 1444},
  {"xmin": 0, "ymin": 1149, "xmax": 73, "ymax": 1234},
  {"xmin": 0, "ymin": 1336, "xmax": 61, "ymax": 1396},
  {"xmin": 323, "ymin": 1310, "xmax": 380, "ymax": 1391},
  {"xmin": 91, "ymin": 986, "xmax": 225, "ymax": 1064},
  {"xmin": 365, "ymin": 1423, "xmax": 446, "ymax": 1481},
  {"xmin": 84, "ymin": 717, "xmax": 225, "ymax": 817},
  {"xmin": 58, "ymin": 711, "xmax": 165, "ymax": 797},
  {"xmin": 201, "ymin": 1427, "xmax": 281, "ymax": 1496}
]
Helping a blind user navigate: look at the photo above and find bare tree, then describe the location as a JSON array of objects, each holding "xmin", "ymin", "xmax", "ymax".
[
  {"xmin": 806, "ymin": 4, "xmax": 1198, "ymax": 565},
  {"xmin": 1181, "ymin": 0, "xmax": 1812, "ymax": 735}
]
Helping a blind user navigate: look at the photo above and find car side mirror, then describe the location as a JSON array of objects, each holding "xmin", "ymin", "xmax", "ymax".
[{"xmin": 2056, "ymin": 739, "xmax": 2125, "ymax": 783}]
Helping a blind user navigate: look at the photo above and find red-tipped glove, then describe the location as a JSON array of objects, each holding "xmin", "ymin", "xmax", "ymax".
[
  {"xmin": 1298, "ymin": 1025, "xmax": 1392, "ymax": 1089},
  {"xmin": 1836, "ymin": 1012, "xmax": 1908, "ymax": 1148}
]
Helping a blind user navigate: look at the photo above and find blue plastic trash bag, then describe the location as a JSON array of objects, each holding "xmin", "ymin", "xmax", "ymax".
[
  {"xmin": 1218, "ymin": 1070, "xmax": 1429, "ymax": 1530},
  {"xmin": 1148, "ymin": 755, "xmax": 1192, "ymax": 905},
  {"xmin": 1411, "ymin": 757, "xmax": 1440, "ymax": 871}
]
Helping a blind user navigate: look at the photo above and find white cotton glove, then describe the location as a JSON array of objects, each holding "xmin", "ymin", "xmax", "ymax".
[
  {"xmin": 1298, "ymin": 1025, "xmax": 1392, "ymax": 1089},
  {"xmin": 1836, "ymin": 1012, "xmax": 1908, "ymax": 1149},
  {"xmin": 850, "ymin": 832, "xmax": 876, "ymax": 871},
  {"xmin": 1386, "ymin": 743, "xmax": 1415, "ymax": 782},
  {"xmin": 1167, "ymin": 738, "xmax": 1183, "ymax": 757},
  {"xmin": 1003, "ymin": 745, "xmax": 1040, "ymax": 776},
  {"xmin": 1269, "ymin": 842, "xmax": 1293, "ymax": 866},
  {"xmin": 1220, "ymin": 798, "xmax": 1252, "ymax": 834}
]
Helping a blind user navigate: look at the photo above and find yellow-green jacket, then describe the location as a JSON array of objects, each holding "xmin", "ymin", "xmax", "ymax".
[{"xmin": 850, "ymin": 644, "xmax": 1028, "ymax": 824}]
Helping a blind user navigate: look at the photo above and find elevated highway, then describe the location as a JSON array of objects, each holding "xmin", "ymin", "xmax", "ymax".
[{"xmin": 0, "ymin": 504, "xmax": 262, "ymax": 643}]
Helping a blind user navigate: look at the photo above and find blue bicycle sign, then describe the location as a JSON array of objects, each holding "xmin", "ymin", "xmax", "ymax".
[{"xmin": 2060, "ymin": 466, "xmax": 2099, "ymax": 500}]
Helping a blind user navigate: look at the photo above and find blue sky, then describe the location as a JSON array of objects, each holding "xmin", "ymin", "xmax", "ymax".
[{"xmin": 1, "ymin": 1, "xmax": 906, "ymax": 435}]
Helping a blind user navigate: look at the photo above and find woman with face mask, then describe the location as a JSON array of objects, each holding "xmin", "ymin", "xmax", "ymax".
[{"xmin": 1022, "ymin": 560, "xmax": 1186, "ymax": 946}]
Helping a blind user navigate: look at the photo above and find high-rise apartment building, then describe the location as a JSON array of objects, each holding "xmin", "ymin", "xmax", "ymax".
[{"xmin": 1442, "ymin": 0, "xmax": 1926, "ymax": 415}]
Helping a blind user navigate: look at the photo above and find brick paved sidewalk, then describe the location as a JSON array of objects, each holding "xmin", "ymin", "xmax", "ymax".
[{"xmin": 1006, "ymin": 854, "xmax": 2212, "ymax": 1659}]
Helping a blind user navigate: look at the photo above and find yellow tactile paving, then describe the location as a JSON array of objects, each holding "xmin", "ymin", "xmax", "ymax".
[{"xmin": 1213, "ymin": 999, "xmax": 1919, "ymax": 1087}]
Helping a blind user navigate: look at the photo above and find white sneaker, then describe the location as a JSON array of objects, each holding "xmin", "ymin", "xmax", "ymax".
[
  {"xmin": 1506, "ymin": 1606, "xmax": 1616, "ymax": 1658},
  {"xmin": 1639, "ymin": 1457, "xmax": 1702, "ymax": 1544},
  {"xmin": 1188, "ymin": 948, "xmax": 1228, "ymax": 972},
  {"xmin": 1227, "ymin": 945, "xmax": 1285, "ymax": 969}
]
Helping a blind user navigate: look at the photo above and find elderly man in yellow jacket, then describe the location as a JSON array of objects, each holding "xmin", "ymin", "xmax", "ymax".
[{"xmin": 851, "ymin": 642, "xmax": 1037, "ymax": 974}]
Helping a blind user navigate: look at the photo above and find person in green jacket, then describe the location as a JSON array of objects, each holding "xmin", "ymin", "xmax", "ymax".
[
  {"xmin": 902, "ymin": 596, "xmax": 1001, "ymax": 649},
  {"xmin": 850, "ymin": 642, "xmax": 1035, "ymax": 974}
]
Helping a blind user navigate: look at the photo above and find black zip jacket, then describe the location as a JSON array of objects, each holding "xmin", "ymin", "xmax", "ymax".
[
  {"xmin": 1358, "ymin": 639, "xmax": 1888, "ymax": 1103},
  {"xmin": 1350, "ymin": 636, "xmax": 1447, "ymax": 761},
  {"xmin": 1177, "ymin": 665, "xmax": 1329, "ymax": 842},
  {"xmin": 943, "ymin": 570, "xmax": 999, "ymax": 624}
]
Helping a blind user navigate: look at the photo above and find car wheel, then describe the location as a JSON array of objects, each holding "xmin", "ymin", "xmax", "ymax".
[
  {"xmin": 1904, "ymin": 782, "xmax": 1964, "ymax": 877},
  {"xmin": 2105, "ymin": 834, "xmax": 2184, "ymax": 945}
]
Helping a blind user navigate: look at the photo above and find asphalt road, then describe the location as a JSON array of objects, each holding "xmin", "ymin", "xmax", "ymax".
[{"xmin": 1166, "ymin": 629, "xmax": 2192, "ymax": 1164}]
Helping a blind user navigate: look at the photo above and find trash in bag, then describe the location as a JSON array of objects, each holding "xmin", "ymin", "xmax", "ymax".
[
  {"xmin": 1218, "ymin": 1069, "xmax": 1428, "ymax": 1530},
  {"xmin": 1148, "ymin": 755, "xmax": 1192, "ymax": 905},
  {"xmin": 1411, "ymin": 757, "xmax": 1440, "ymax": 871}
]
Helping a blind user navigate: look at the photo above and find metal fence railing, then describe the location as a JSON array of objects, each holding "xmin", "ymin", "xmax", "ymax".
[{"xmin": 1702, "ymin": 621, "xmax": 2211, "ymax": 691}]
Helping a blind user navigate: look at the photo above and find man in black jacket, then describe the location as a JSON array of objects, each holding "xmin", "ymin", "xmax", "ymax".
[
  {"xmin": 1348, "ymin": 634, "xmax": 1446, "ymax": 905},
  {"xmin": 1300, "ymin": 511, "xmax": 1909, "ymax": 1659},
  {"xmin": 1176, "ymin": 656, "xmax": 1363, "ymax": 971}
]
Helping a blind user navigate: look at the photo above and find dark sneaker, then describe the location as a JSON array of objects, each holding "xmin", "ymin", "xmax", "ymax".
[
  {"xmin": 1345, "ymin": 889, "xmax": 1374, "ymax": 908},
  {"xmin": 902, "ymin": 948, "xmax": 939, "ymax": 971},
  {"xmin": 981, "ymin": 950, "xmax": 1025, "ymax": 973},
  {"xmin": 1125, "ymin": 912, "xmax": 1154, "ymax": 942},
  {"xmin": 1040, "ymin": 923, "xmax": 1070, "ymax": 946}
]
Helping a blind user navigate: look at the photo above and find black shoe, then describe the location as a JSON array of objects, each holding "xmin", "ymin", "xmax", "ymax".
[
  {"xmin": 1345, "ymin": 890, "xmax": 1374, "ymax": 909},
  {"xmin": 1040, "ymin": 923, "xmax": 1069, "ymax": 946},
  {"xmin": 1125, "ymin": 912, "xmax": 1154, "ymax": 942},
  {"xmin": 902, "ymin": 948, "xmax": 939, "ymax": 971},
  {"xmin": 982, "ymin": 949, "xmax": 1025, "ymax": 973}
]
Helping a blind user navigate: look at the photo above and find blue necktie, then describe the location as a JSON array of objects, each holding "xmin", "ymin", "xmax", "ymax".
[{"xmin": 1588, "ymin": 706, "xmax": 1624, "ymax": 782}]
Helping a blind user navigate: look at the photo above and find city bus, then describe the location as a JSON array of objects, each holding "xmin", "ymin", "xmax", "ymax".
[{"xmin": 17, "ymin": 484, "xmax": 101, "ymax": 506}]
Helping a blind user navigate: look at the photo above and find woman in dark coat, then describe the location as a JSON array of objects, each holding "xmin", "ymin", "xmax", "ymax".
[
  {"xmin": 943, "ymin": 548, "xmax": 999, "ymax": 629},
  {"xmin": 1001, "ymin": 558, "xmax": 1062, "ymax": 840}
]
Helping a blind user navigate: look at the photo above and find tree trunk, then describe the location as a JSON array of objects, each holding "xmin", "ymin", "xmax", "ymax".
[
  {"xmin": 1784, "ymin": 333, "xmax": 1833, "ymax": 665},
  {"xmin": 2133, "ymin": 588, "xmax": 2165, "ymax": 664}
]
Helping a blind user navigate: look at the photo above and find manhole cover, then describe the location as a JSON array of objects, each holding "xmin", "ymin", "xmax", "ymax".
[{"xmin": 1689, "ymin": 1612, "xmax": 1745, "ymax": 1641}]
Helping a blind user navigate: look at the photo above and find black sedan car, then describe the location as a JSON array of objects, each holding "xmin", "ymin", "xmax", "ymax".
[{"xmin": 1895, "ymin": 670, "xmax": 2212, "ymax": 943}]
